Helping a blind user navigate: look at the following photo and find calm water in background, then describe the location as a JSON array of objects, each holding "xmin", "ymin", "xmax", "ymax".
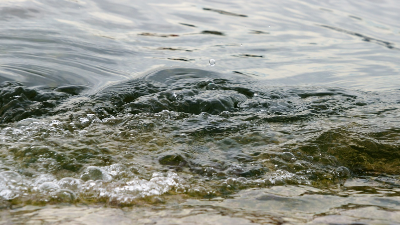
[
  {"xmin": 1, "ymin": 0, "xmax": 400, "ymax": 224},
  {"xmin": 1, "ymin": 0, "xmax": 400, "ymax": 90}
]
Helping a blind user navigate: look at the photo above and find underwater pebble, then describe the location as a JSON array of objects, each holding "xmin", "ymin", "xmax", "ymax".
[
  {"xmin": 53, "ymin": 189, "xmax": 76, "ymax": 202},
  {"xmin": 281, "ymin": 152, "xmax": 296, "ymax": 161},
  {"xmin": 158, "ymin": 152, "xmax": 188, "ymax": 166}
]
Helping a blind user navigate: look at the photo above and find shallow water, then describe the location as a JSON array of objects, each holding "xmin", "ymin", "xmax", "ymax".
[{"xmin": 1, "ymin": 0, "xmax": 400, "ymax": 224}]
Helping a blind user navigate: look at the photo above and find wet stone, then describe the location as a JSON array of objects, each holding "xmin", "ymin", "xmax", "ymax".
[
  {"xmin": 217, "ymin": 138, "xmax": 242, "ymax": 151},
  {"xmin": 281, "ymin": 152, "xmax": 296, "ymax": 162},
  {"xmin": 80, "ymin": 166, "xmax": 111, "ymax": 181},
  {"xmin": 239, "ymin": 166, "xmax": 267, "ymax": 178},
  {"xmin": 126, "ymin": 90, "xmax": 247, "ymax": 115},
  {"xmin": 334, "ymin": 166, "xmax": 351, "ymax": 179},
  {"xmin": 225, "ymin": 164, "xmax": 267, "ymax": 178},
  {"xmin": 230, "ymin": 153, "xmax": 253, "ymax": 162},
  {"xmin": 0, "ymin": 82, "xmax": 69, "ymax": 123},
  {"xmin": 158, "ymin": 152, "xmax": 188, "ymax": 166},
  {"xmin": 52, "ymin": 189, "xmax": 76, "ymax": 202},
  {"xmin": 94, "ymin": 80, "xmax": 164, "ymax": 108}
]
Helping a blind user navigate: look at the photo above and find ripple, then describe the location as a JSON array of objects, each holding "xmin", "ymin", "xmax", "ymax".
[
  {"xmin": 1, "ymin": 0, "xmax": 400, "ymax": 221},
  {"xmin": 320, "ymin": 25, "xmax": 399, "ymax": 50},
  {"xmin": 203, "ymin": 8, "xmax": 248, "ymax": 17},
  {"xmin": 201, "ymin": 30, "xmax": 225, "ymax": 36}
]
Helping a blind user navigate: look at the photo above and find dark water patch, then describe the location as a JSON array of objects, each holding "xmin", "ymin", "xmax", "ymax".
[
  {"xmin": 250, "ymin": 30, "xmax": 269, "ymax": 34},
  {"xmin": 232, "ymin": 71, "xmax": 261, "ymax": 77},
  {"xmin": 157, "ymin": 47, "xmax": 194, "ymax": 52},
  {"xmin": 0, "ymin": 82, "xmax": 69, "ymax": 123},
  {"xmin": 179, "ymin": 23, "xmax": 196, "ymax": 27},
  {"xmin": 294, "ymin": 89, "xmax": 357, "ymax": 99},
  {"xmin": 203, "ymin": 8, "xmax": 248, "ymax": 18},
  {"xmin": 138, "ymin": 32, "xmax": 179, "ymax": 38},
  {"xmin": 53, "ymin": 85, "xmax": 89, "ymax": 96},
  {"xmin": 233, "ymin": 54, "xmax": 264, "ymax": 58},
  {"xmin": 320, "ymin": 25, "xmax": 399, "ymax": 50},
  {"xmin": 167, "ymin": 58, "xmax": 194, "ymax": 62},
  {"xmin": 349, "ymin": 15, "xmax": 362, "ymax": 20},
  {"xmin": 201, "ymin": 30, "xmax": 225, "ymax": 36}
]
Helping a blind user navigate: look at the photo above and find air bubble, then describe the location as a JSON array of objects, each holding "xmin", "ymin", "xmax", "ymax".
[
  {"xmin": 207, "ymin": 83, "xmax": 217, "ymax": 90},
  {"xmin": 80, "ymin": 166, "xmax": 111, "ymax": 181},
  {"xmin": 0, "ymin": 171, "xmax": 22, "ymax": 184},
  {"xmin": 58, "ymin": 177, "xmax": 82, "ymax": 191},
  {"xmin": 209, "ymin": 59, "xmax": 216, "ymax": 66},
  {"xmin": 0, "ymin": 189, "xmax": 18, "ymax": 200},
  {"xmin": 39, "ymin": 182, "xmax": 60, "ymax": 193}
]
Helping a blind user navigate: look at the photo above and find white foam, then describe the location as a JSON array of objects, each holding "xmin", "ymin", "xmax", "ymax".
[{"xmin": 113, "ymin": 172, "xmax": 184, "ymax": 198}]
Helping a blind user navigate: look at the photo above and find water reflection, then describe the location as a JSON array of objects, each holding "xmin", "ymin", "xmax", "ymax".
[{"xmin": 1, "ymin": 0, "xmax": 399, "ymax": 90}]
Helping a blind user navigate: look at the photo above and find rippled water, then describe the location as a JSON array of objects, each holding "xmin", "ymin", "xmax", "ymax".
[{"xmin": 1, "ymin": 0, "xmax": 400, "ymax": 224}]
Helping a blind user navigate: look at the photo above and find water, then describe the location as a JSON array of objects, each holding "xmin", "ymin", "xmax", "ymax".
[{"xmin": 0, "ymin": 0, "xmax": 400, "ymax": 224}]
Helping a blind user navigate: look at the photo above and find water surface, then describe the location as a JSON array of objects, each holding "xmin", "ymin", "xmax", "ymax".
[{"xmin": 0, "ymin": 0, "xmax": 400, "ymax": 224}]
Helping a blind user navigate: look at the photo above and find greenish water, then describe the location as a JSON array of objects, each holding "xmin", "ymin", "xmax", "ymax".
[{"xmin": 1, "ymin": 0, "xmax": 400, "ymax": 224}]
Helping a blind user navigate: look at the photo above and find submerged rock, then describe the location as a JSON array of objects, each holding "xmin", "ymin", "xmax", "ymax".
[
  {"xmin": 0, "ymin": 82, "xmax": 69, "ymax": 123},
  {"xmin": 80, "ymin": 166, "xmax": 112, "ymax": 181},
  {"xmin": 0, "ymin": 67, "xmax": 399, "ymax": 206},
  {"xmin": 301, "ymin": 129, "xmax": 400, "ymax": 174},
  {"xmin": 158, "ymin": 152, "xmax": 188, "ymax": 166}
]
